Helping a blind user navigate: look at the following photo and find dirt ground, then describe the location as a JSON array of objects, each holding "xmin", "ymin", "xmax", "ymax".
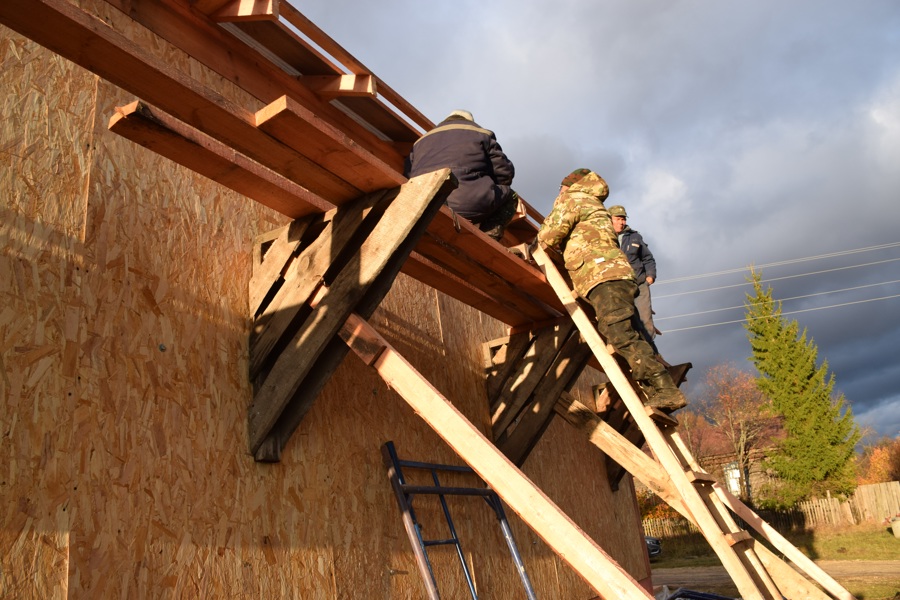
[{"xmin": 651, "ymin": 560, "xmax": 900, "ymax": 597}]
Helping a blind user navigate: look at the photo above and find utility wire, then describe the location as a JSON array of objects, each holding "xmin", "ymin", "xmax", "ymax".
[
  {"xmin": 660, "ymin": 294, "xmax": 900, "ymax": 333},
  {"xmin": 654, "ymin": 258, "xmax": 900, "ymax": 299},
  {"xmin": 656, "ymin": 242, "xmax": 900, "ymax": 285},
  {"xmin": 656, "ymin": 279, "xmax": 900, "ymax": 321}
]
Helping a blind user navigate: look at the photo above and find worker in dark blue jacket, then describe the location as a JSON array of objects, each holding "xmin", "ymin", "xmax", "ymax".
[
  {"xmin": 609, "ymin": 205, "xmax": 658, "ymax": 340},
  {"xmin": 405, "ymin": 110, "xmax": 518, "ymax": 240}
]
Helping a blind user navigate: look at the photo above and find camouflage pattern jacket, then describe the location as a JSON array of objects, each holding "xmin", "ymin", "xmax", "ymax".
[{"xmin": 537, "ymin": 175, "xmax": 634, "ymax": 298}]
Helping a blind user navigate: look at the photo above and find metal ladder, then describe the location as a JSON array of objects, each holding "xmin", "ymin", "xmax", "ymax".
[{"xmin": 382, "ymin": 441, "xmax": 537, "ymax": 600}]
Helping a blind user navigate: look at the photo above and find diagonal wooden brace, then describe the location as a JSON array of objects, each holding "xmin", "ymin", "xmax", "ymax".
[
  {"xmin": 247, "ymin": 169, "xmax": 455, "ymax": 460},
  {"xmin": 337, "ymin": 313, "xmax": 654, "ymax": 600}
]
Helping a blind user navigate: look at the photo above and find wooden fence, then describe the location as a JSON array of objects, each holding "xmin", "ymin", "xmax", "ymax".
[{"xmin": 643, "ymin": 481, "xmax": 900, "ymax": 538}]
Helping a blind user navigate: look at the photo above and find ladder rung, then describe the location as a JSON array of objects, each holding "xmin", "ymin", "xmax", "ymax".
[
  {"xmin": 725, "ymin": 530, "xmax": 753, "ymax": 546},
  {"xmin": 400, "ymin": 484, "xmax": 494, "ymax": 496},
  {"xmin": 423, "ymin": 538, "xmax": 459, "ymax": 547},
  {"xmin": 685, "ymin": 470, "xmax": 717, "ymax": 485},
  {"xmin": 644, "ymin": 406, "xmax": 679, "ymax": 426}
]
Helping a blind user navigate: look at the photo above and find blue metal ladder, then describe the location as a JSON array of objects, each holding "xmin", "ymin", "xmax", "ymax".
[{"xmin": 382, "ymin": 441, "xmax": 538, "ymax": 600}]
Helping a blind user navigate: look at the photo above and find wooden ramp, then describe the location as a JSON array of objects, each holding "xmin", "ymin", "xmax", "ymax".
[{"xmin": 532, "ymin": 246, "xmax": 857, "ymax": 600}]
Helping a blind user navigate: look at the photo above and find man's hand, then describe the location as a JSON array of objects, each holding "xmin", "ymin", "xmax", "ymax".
[{"xmin": 646, "ymin": 276, "xmax": 655, "ymax": 285}]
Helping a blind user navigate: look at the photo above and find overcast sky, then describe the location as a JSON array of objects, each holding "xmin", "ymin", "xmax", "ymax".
[{"xmin": 301, "ymin": 0, "xmax": 900, "ymax": 440}]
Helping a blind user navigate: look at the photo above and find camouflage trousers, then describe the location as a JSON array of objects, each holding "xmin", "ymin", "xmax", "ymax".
[{"xmin": 586, "ymin": 280, "xmax": 665, "ymax": 381}]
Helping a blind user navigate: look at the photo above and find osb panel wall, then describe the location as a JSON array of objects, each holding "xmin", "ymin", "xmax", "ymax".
[{"xmin": 1, "ymin": 13, "xmax": 648, "ymax": 600}]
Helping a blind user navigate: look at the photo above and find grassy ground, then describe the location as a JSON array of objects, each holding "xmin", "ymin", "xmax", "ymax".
[{"xmin": 651, "ymin": 523, "xmax": 900, "ymax": 599}]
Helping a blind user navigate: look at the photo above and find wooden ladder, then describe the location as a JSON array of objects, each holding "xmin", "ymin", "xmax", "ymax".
[{"xmin": 532, "ymin": 246, "xmax": 857, "ymax": 600}]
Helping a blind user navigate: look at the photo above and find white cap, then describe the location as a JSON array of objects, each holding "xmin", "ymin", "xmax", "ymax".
[{"xmin": 446, "ymin": 109, "xmax": 474, "ymax": 122}]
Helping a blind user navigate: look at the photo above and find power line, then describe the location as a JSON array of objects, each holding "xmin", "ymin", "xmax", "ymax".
[
  {"xmin": 654, "ymin": 258, "xmax": 900, "ymax": 299},
  {"xmin": 656, "ymin": 279, "xmax": 900, "ymax": 322},
  {"xmin": 656, "ymin": 242, "xmax": 900, "ymax": 285},
  {"xmin": 660, "ymin": 293, "xmax": 900, "ymax": 333}
]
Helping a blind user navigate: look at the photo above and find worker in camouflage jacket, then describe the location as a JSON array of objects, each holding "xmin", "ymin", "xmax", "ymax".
[{"xmin": 535, "ymin": 169, "xmax": 686, "ymax": 411}]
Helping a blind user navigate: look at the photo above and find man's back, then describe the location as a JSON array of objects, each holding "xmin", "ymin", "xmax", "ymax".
[{"xmin": 406, "ymin": 111, "xmax": 514, "ymax": 223}]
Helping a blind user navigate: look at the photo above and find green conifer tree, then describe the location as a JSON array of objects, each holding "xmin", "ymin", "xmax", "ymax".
[{"xmin": 744, "ymin": 269, "xmax": 860, "ymax": 508}]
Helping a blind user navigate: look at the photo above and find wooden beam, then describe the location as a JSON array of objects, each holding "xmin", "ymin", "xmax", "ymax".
[
  {"xmin": 108, "ymin": 101, "xmax": 332, "ymax": 218},
  {"xmin": 104, "ymin": 0, "xmax": 409, "ymax": 163},
  {"xmin": 104, "ymin": 100, "xmax": 554, "ymax": 327},
  {"xmin": 415, "ymin": 231, "xmax": 558, "ymax": 323},
  {"xmin": 423, "ymin": 211, "xmax": 563, "ymax": 315},
  {"xmin": 483, "ymin": 331, "xmax": 533, "ymax": 403},
  {"xmin": 247, "ymin": 170, "xmax": 453, "ymax": 454},
  {"xmin": 303, "ymin": 74, "xmax": 377, "ymax": 98},
  {"xmin": 255, "ymin": 95, "xmax": 405, "ymax": 193},
  {"xmin": 337, "ymin": 314, "xmax": 653, "ymax": 599},
  {"xmin": 209, "ymin": 0, "xmax": 278, "ymax": 22},
  {"xmin": 0, "ymin": 0, "xmax": 369, "ymax": 203},
  {"xmin": 253, "ymin": 173, "xmax": 458, "ymax": 462},
  {"xmin": 400, "ymin": 250, "xmax": 534, "ymax": 326},
  {"xmin": 278, "ymin": 2, "xmax": 433, "ymax": 133}
]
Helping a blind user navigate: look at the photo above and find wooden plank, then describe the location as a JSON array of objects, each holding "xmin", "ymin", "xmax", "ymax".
[
  {"xmin": 303, "ymin": 74, "xmax": 377, "ymax": 98},
  {"xmin": 209, "ymin": 0, "xmax": 278, "ymax": 22},
  {"xmin": 424, "ymin": 211, "xmax": 563, "ymax": 315},
  {"xmin": 416, "ymin": 231, "xmax": 557, "ymax": 323},
  {"xmin": 490, "ymin": 322, "xmax": 574, "ymax": 438},
  {"xmin": 248, "ymin": 191, "xmax": 386, "ymax": 378},
  {"xmin": 232, "ymin": 19, "xmax": 343, "ymax": 76},
  {"xmin": 725, "ymin": 530, "xmax": 753, "ymax": 545},
  {"xmin": 499, "ymin": 334, "xmax": 593, "ymax": 466},
  {"xmin": 255, "ymin": 95, "xmax": 406, "ymax": 192},
  {"xmin": 336, "ymin": 314, "xmax": 653, "ymax": 600},
  {"xmin": 336, "ymin": 96, "xmax": 423, "ymax": 144},
  {"xmin": 686, "ymin": 471, "xmax": 717, "ymax": 485},
  {"xmin": 108, "ymin": 101, "xmax": 332, "ymax": 218},
  {"xmin": 249, "ymin": 218, "xmax": 316, "ymax": 315},
  {"xmin": 247, "ymin": 169, "xmax": 453, "ymax": 454},
  {"xmin": 400, "ymin": 251, "xmax": 532, "ymax": 325},
  {"xmin": 483, "ymin": 331, "xmax": 533, "ymax": 403},
  {"xmin": 533, "ymin": 246, "xmax": 773, "ymax": 600}
]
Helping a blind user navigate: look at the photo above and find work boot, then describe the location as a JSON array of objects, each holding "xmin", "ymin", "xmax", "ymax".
[
  {"xmin": 481, "ymin": 223, "xmax": 506, "ymax": 241},
  {"xmin": 641, "ymin": 372, "xmax": 687, "ymax": 412}
]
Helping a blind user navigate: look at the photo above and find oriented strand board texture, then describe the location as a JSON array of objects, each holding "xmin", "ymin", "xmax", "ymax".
[{"xmin": 0, "ymin": 12, "xmax": 649, "ymax": 600}]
